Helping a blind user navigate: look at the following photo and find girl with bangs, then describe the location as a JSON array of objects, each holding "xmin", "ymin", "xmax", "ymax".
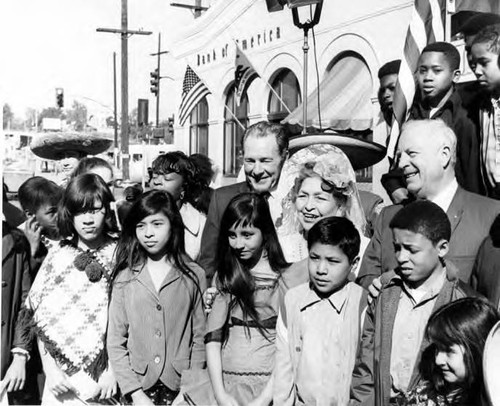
[
  {"xmin": 26, "ymin": 173, "xmax": 118, "ymax": 404},
  {"xmin": 404, "ymin": 298, "xmax": 499, "ymax": 406},
  {"xmin": 181, "ymin": 193, "xmax": 289, "ymax": 406},
  {"xmin": 107, "ymin": 190, "xmax": 206, "ymax": 405}
]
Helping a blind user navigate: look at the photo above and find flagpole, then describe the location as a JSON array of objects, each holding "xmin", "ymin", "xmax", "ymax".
[
  {"xmin": 265, "ymin": 82, "xmax": 293, "ymax": 114},
  {"xmin": 233, "ymin": 40, "xmax": 292, "ymax": 115},
  {"xmin": 223, "ymin": 104, "xmax": 246, "ymax": 131}
]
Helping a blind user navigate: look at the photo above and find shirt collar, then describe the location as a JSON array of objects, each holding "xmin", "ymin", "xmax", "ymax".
[
  {"xmin": 299, "ymin": 283, "xmax": 349, "ymax": 314},
  {"xmin": 401, "ymin": 266, "xmax": 446, "ymax": 305},
  {"xmin": 430, "ymin": 178, "xmax": 458, "ymax": 212},
  {"xmin": 179, "ymin": 202, "xmax": 202, "ymax": 235}
]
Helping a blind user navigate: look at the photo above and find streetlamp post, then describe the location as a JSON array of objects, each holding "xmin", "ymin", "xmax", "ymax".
[
  {"xmin": 266, "ymin": 0, "xmax": 323, "ymax": 135},
  {"xmin": 290, "ymin": 2, "xmax": 323, "ymax": 135}
]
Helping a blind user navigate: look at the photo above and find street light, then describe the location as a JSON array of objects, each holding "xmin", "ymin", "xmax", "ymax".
[{"xmin": 266, "ymin": 0, "xmax": 323, "ymax": 134}]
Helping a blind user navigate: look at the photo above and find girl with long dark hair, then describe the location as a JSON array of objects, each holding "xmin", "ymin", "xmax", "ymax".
[
  {"xmin": 181, "ymin": 192, "xmax": 289, "ymax": 406},
  {"xmin": 107, "ymin": 190, "xmax": 206, "ymax": 405}
]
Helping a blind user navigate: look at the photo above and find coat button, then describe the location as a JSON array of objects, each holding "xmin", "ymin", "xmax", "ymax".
[
  {"xmin": 156, "ymin": 304, "xmax": 162, "ymax": 311},
  {"xmin": 154, "ymin": 356, "xmax": 161, "ymax": 364},
  {"xmin": 155, "ymin": 330, "xmax": 161, "ymax": 338},
  {"xmin": 2, "ymin": 281, "xmax": 6, "ymax": 288}
]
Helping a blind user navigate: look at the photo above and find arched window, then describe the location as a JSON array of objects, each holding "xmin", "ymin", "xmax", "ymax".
[
  {"xmin": 189, "ymin": 97, "xmax": 209, "ymax": 155},
  {"xmin": 224, "ymin": 85, "xmax": 248, "ymax": 176},
  {"xmin": 267, "ymin": 69, "xmax": 301, "ymax": 123}
]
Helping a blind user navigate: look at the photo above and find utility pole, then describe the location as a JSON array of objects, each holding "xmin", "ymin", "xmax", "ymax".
[
  {"xmin": 150, "ymin": 34, "xmax": 169, "ymax": 127},
  {"xmin": 113, "ymin": 52, "xmax": 119, "ymax": 169},
  {"xmin": 97, "ymin": 0, "xmax": 151, "ymax": 180}
]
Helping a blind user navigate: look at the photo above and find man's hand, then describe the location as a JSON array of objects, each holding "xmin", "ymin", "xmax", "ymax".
[
  {"xmin": 367, "ymin": 277, "xmax": 382, "ymax": 304},
  {"xmin": 203, "ymin": 287, "xmax": 217, "ymax": 314},
  {"xmin": 1, "ymin": 354, "xmax": 27, "ymax": 392},
  {"xmin": 390, "ymin": 188, "xmax": 409, "ymax": 205}
]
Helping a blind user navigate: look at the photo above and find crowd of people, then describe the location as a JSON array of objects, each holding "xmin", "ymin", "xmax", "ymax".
[{"xmin": 3, "ymin": 13, "xmax": 500, "ymax": 406}]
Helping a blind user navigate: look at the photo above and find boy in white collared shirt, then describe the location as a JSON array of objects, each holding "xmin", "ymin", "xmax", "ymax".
[{"xmin": 274, "ymin": 216, "xmax": 367, "ymax": 405}]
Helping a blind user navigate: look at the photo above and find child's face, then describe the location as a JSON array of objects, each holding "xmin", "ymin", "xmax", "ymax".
[
  {"xmin": 34, "ymin": 204, "xmax": 59, "ymax": 237},
  {"xmin": 434, "ymin": 343, "xmax": 467, "ymax": 385},
  {"xmin": 417, "ymin": 52, "xmax": 460, "ymax": 104},
  {"xmin": 136, "ymin": 212, "xmax": 171, "ymax": 258},
  {"xmin": 73, "ymin": 200, "xmax": 106, "ymax": 244},
  {"xmin": 228, "ymin": 223, "xmax": 264, "ymax": 263},
  {"xmin": 392, "ymin": 228, "xmax": 448, "ymax": 289},
  {"xmin": 308, "ymin": 242, "xmax": 358, "ymax": 296},
  {"xmin": 470, "ymin": 42, "xmax": 500, "ymax": 94}
]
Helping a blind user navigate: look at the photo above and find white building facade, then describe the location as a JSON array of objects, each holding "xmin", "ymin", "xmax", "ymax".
[{"xmin": 168, "ymin": 0, "xmax": 414, "ymax": 199}]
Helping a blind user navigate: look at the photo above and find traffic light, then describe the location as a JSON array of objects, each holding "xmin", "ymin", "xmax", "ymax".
[
  {"xmin": 56, "ymin": 88, "xmax": 64, "ymax": 108},
  {"xmin": 150, "ymin": 69, "xmax": 159, "ymax": 96},
  {"xmin": 167, "ymin": 117, "xmax": 174, "ymax": 135}
]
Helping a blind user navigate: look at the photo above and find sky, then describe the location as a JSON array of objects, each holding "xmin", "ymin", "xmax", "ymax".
[{"xmin": 1, "ymin": 0, "xmax": 195, "ymax": 122}]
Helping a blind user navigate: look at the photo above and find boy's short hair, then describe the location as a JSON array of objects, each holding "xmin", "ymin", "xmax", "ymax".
[
  {"xmin": 307, "ymin": 216, "xmax": 360, "ymax": 262},
  {"xmin": 18, "ymin": 177, "xmax": 63, "ymax": 214},
  {"xmin": 472, "ymin": 23, "xmax": 500, "ymax": 54},
  {"xmin": 378, "ymin": 60, "xmax": 401, "ymax": 79},
  {"xmin": 421, "ymin": 42, "xmax": 461, "ymax": 70},
  {"xmin": 459, "ymin": 13, "xmax": 500, "ymax": 37},
  {"xmin": 389, "ymin": 200, "xmax": 451, "ymax": 244}
]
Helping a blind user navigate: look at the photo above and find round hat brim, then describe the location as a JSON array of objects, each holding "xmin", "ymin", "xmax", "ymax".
[
  {"xmin": 289, "ymin": 133, "xmax": 386, "ymax": 170},
  {"xmin": 30, "ymin": 132, "xmax": 114, "ymax": 160}
]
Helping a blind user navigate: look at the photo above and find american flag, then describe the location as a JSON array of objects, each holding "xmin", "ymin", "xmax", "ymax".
[
  {"xmin": 235, "ymin": 43, "xmax": 259, "ymax": 106},
  {"xmin": 178, "ymin": 65, "xmax": 211, "ymax": 126},
  {"xmin": 386, "ymin": 0, "xmax": 445, "ymax": 160}
]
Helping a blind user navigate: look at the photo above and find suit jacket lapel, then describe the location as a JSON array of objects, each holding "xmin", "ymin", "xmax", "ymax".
[{"xmin": 446, "ymin": 187, "xmax": 464, "ymax": 235}]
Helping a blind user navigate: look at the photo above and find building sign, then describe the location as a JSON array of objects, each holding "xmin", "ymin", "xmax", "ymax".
[{"xmin": 197, "ymin": 26, "xmax": 282, "ymax": 66}]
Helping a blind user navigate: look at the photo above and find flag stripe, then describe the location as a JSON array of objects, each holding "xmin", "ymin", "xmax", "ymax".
[
  {"xmin": 429, "ymin": 0, "xmax": 444, "ymax": 41},
  {"xmin": 178, "ymin": 65, "xmax": 211, "ymax": 127},
  {"xmin": 179, "ymin": 85, "xmax": 210, "ymax": 121},
  {"xmin": 415, "ymin": 0, "xmax": 435, "ymax": 43},
  {"xmin": 179, "ymin": 83, "xmax": 210, "ymax": 126}
]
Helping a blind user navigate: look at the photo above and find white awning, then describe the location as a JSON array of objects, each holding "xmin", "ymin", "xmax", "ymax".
[{"xmin": 282, "ymin": 55, "xmax": 373, "ymax": 132}]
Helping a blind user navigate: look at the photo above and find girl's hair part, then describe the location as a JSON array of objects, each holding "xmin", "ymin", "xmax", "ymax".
[
  {"xmin": 58, "ymin": 173, "xmax": 115, "ymax": 239},
  {"xmin": 216, "ymin": 192, "xmax": 289, "ymax": 337},
  {"xmin": 425, "ymin": 297, "xmax": 500, "ymax": 403}
]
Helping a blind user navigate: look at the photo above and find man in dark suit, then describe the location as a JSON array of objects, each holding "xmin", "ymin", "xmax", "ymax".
[
  {"xmin": 357, "ymin": 119, "xmax": 500, "ymax": 288},
  {"xmin": 471, "ymin": 214, "xmax": 500, "ymax": 308},
  {"xmin": 199, "ymin": 121, "xmax": 289, "ymax": 281}
]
